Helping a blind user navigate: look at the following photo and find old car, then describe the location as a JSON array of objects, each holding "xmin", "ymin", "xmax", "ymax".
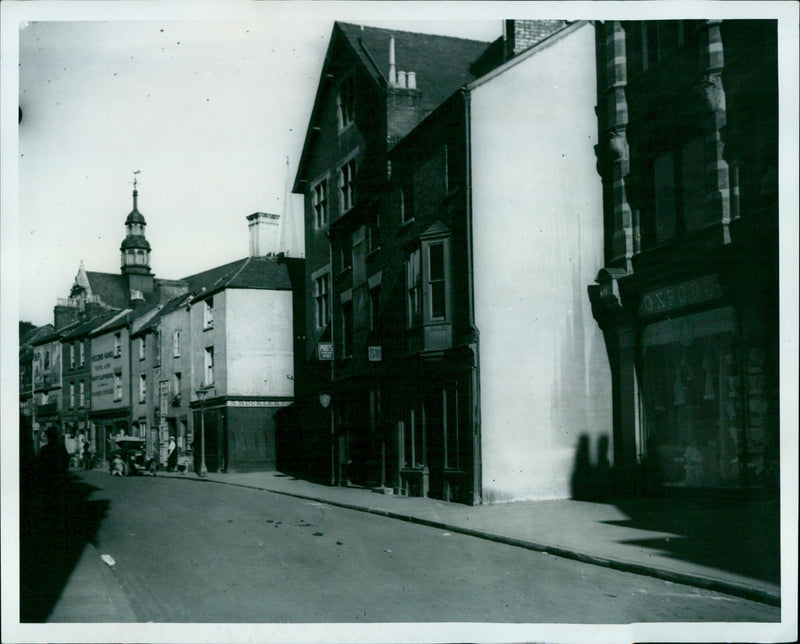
[{"xmin": 108, "ymin": 436, "xmax": 148, "ymax": 476}]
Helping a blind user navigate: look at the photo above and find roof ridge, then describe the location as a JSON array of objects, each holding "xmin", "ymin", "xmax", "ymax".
[{"xmin": 337, "ymin": 21, "xmax": 491, "ymax": 44}]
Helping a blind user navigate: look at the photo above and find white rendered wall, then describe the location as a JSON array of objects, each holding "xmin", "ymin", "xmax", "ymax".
[
  {"xmin": 225, "ymin": 289, "xmax": 294, "ymax": 398},
  {"xmin": 471, "ymin": 24, "xmax": 612, "ymax": 502}
]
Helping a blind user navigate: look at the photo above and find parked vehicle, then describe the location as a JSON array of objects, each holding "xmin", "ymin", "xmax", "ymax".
[{"xmin": 108, "ymin": 436, "xmax": 148, "ymax": 476}]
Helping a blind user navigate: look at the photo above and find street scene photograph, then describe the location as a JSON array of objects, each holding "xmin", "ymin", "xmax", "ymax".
[{"xmin": 2, "ymin": 1, "xmax": 797, "ymax": 643}]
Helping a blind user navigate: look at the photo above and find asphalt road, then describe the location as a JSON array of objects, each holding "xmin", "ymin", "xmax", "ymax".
[{"xmin": 43, "ymin": 471, "xmax": 781, "ymax": 623}]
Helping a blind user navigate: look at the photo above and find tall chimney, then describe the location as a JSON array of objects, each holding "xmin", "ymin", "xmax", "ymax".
[
  {"xmin": 389, "ymin": 37, "xmax": 397, "ymax": 86},
  {"xmin": 247, "ymin": 212, "xmax": 281, "ymax": 257}
]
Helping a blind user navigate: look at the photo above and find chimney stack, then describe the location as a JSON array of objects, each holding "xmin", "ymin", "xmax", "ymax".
[
  {"xmin": 389, "ymin": 37, "xmax": 397, "ymax": 86},
  {"xmin": 248, "ymin": 212, "xmax": 281, "ymax": 257}
]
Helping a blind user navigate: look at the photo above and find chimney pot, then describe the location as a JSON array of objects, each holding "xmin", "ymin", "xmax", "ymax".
[
  {"xmin": 397, "ymin": 71, "xmax": 407, "ymax": 88},
  {"xmin": 406, "ymin": 71, "xmax": 416, "ymax": 89}
]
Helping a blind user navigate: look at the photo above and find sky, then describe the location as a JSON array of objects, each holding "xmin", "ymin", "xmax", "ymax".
[{"xmin": 9, "ymin": 3, "xmax": 504, "ymax": 326}]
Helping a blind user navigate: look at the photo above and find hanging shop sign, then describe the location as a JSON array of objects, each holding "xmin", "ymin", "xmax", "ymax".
[
  {"xmin": 639, "ymin": 275, "xmax": 722, "ymax": 317},
  {"xmin": 368, "ymin": 346, "xmax": 382, "ymax": 362}
]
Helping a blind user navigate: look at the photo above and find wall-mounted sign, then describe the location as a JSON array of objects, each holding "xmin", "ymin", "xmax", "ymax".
[
  {"xmin": 639, "ymin": 275, "xmax": 722, "ymax": 317},
  {"xmin": 317, "ymin": 342, "xmax": 334, "ymax": 361},
  {"xmin": 368, "ymin": 346, "xmax": 382, "ymax": 362}
]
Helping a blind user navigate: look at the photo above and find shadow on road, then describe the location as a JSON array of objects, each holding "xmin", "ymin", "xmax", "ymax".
[
  {"xmin": 20, "ymin": 473, "xmax": 109, "ymax": 622},
  {"xmin": 605, "ymin": 496, "xmax": 781, "ymax": 585}
]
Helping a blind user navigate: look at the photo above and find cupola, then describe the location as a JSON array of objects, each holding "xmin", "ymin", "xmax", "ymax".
[{"xmin": 120, "ymin": 174, "xmax": 154, "ymax": 299}]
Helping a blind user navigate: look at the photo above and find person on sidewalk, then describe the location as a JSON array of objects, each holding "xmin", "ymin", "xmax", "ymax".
[
  {"xmin": 37, "ymin": 427, "xmax": 70, "ymax": 531},
  {"xmin": 167, "ymin": 436, "xmax": 178, "ymax": 472}
]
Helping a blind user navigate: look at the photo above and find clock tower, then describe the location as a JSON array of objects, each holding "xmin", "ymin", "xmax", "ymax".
[{"xmin": 120, "ymin": 176, "xmax": 154, "ymax": 300}]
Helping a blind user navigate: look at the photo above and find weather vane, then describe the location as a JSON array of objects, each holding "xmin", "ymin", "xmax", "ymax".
[{"xmin": 133, "ymin": 169, "xmax": 141, "ymax": 190}]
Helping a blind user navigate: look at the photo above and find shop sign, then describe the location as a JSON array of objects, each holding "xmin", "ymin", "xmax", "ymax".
[
  {"xmin": 639, "ymin": 275, "xmax": 722, "ymax": 317},
  {"xmin": 368, "ymin": 346, "xmax": 382, "ymax": 362},
  {"xmin": 642, "ymin": 306, "xmax": 736, "ymax": 348},
  {"xmin": 317, "ymin": 342, "xmax": 334, "ymax": 361}
]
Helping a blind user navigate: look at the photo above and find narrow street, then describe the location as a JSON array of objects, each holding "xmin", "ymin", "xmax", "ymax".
[{"xmin": 23, "ymin": 470, "xmax": 779, "ymax": 624}]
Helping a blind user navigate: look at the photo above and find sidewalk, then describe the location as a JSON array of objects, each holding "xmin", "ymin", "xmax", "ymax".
[{"xmin": 189, "ymin": 470, "xmax": 782, "ymax": 607}]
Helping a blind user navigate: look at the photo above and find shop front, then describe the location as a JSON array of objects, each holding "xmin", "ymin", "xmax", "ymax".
[{"xmin": 591, "ymin": 260, "xmax": 779, "ymax": 495}]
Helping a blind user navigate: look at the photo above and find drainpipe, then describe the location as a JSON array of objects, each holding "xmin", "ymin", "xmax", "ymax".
[{"xmin": 463, "ymin": 89, "xmax": 482, "ymax": 504}]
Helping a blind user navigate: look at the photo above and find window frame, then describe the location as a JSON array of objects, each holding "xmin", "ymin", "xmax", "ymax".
[
  {"xmin": 203, "ymin": 297, "xmax": 214, "ymax": 329},
  {"xmin": 314, "ymin": 272, "xmax": 330, "ymax": 330},
  {"xmin": 139, "ymin": 336, "xmax": 146, "ymax": 361},
  {"xmin": 114, "ymin": 332, "xmax": 122, "ymax": 357},
  {"xmin": 312, "ymin": 176, "xmax": 329, "ymax": 229},
  {"xmin": 139, "ymin": 373, "xmax": 147, "ymax": 403},
  {"xmin": 173, "ymin": 329, "xmax": 181, "ymax": 357},
  {"xmin": 79, "ymin": 341, "xmax": 85, "ymax": 366},
  {"xmin": 338, "ymin": 156, "xmax": 357, "ymax": 215},
  {"xmin": 79, "ymin": 380, "xmax": 85, "ymax": 408},
  {"xmin": 341, "ymin": 299, "xmax": 353, "ymax": 359},
  {"xmin": 114, "ymin": 373, "xmax": 123, "ymax": 401},
  {"xmin": 336, "ymin": 74, "xmax": 356, "ymax": 132},
  {"xmin": 204, "ymin": 346, "xmax": 214, "ymax": 386},
  {"xmin": 69, "ymin": 382, "xmax": 75, "ymax": 409}
]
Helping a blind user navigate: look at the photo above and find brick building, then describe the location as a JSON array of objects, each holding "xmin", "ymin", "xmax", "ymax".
[{"xmin": 292, "ymin": 21, "xmax": 611, "ymax": 503}]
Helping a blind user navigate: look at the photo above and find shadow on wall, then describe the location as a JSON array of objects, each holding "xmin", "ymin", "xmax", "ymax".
[{"xmin": 570, "ymin": 433, "xmax": 613, "ymax": 501}]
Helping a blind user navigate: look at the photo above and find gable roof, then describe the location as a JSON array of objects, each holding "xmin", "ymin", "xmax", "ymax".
[
  {"xmin": 337, "ymin": 22, "xmax": 490, "ymax": 114},
  {"xmin": 84, "ymin": 272, "xmax": 129, "ymax": 309},
  {"xmin": 182, "ymin": 256, "xmax": 292, "ymax": 299},
  {"xmin": 133, "ymin": 292, "xmax": 192, "ymax": 337},
  {"xmin": 293, "ymin": 22, "xmax": 491, "ymax": 191}
]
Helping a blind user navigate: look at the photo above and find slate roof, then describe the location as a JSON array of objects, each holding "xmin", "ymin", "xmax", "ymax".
[
  {"xmin": 133, "ymin": 292, "xmax": 192, "ymax": 337},
  {"xmin": 60, "ymin": 310, "xmax": 123, "ymax": 341},
  {"xmin": 181, "ymin": 256, "xmax": 292, "ymax": 298},
  {"xmin": 20, "ymin": 324, "xmax": 55, "ymax": 350},
  {"xmin": 84, "ymin": 272, "xmax": 129, "ymax": 309},
  {"xmin": 336, "ymin": 22, "xmax": 491, "ymax": 115}
]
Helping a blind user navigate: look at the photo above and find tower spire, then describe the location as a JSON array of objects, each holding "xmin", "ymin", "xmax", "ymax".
[{"xmin": 133, "ymin": 170, "xmax": 140, "ymax": 208}]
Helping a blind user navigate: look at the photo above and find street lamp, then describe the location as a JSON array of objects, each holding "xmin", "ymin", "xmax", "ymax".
[{"xmin": 195, "ymin": 388, "xmax": 209, "ymax": 477}]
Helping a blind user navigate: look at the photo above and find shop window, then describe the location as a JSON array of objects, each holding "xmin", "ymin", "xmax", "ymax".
[
  {"xmin": 444, "ymin": 384, "xmax": 460, "ymax": 469},
  {"xmin": 337, "ymin": 75, "xmax": 355, "ymax": 131},
  {"xmin": 314, "ymin": 273, "xmax": 330, "ymax": 329},
  {"xmin": 640, "ymin": 308, "xmax": 756, "ymax": 488},
  {"xmin": 403, "ymin": 404, "xmax": 425, "ymax": 469}
]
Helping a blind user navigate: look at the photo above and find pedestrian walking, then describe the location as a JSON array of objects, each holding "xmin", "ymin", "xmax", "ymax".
[{"xmin": 167, "ymin": 436, "xmax": 178, "ymax": 472}]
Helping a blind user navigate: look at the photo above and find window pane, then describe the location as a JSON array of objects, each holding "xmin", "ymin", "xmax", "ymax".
[
  {"xmin": 431, "ymin": 282, "xmax": 446, "ymax": 319},
  {"xmin": 429, "ymin": 243, "xmax": 444, "ymax": 280}
]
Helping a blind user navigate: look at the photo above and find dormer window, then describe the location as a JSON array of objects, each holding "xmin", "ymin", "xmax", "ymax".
[{"xmin": 337, "ymin": 75, "xmax": 355, "ymax": 131}]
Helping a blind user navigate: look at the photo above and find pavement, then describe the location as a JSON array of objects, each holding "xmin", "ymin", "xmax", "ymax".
[{"xmin": 47, "ymin": 468, "xmax": 782, "ymax": 621}]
